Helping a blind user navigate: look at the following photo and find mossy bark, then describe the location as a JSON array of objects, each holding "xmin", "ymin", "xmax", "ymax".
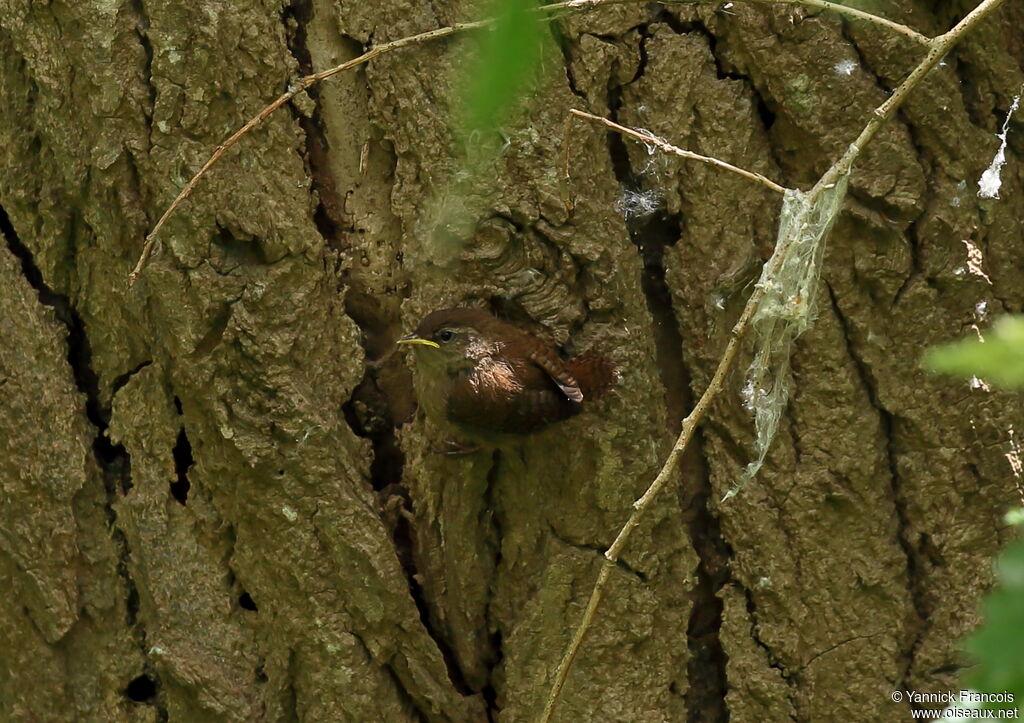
[{"xmin": 0, "ymin": 1, "xmax": 1021, "ymax": 721}]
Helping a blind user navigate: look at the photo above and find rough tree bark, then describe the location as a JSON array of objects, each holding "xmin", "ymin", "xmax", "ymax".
[{"xmin": 0, "ymin": 0, "xmax": 1022, "ymax": 721}]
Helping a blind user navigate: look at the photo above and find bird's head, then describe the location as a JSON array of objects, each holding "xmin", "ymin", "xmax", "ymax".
[{"xmin": 397, "ymin": 308, "xmax": 502, "ymax": 376}]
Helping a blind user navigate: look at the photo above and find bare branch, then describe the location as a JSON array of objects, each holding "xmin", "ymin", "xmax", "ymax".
[
  {"xmin": 539, "ymin": 0, "xmax": 1010, "ymax": 719},
  {"xmin": 570, "ymin": 108, "xmax": 788, "ymax": 195},
  {"xmin": 809, "ymin": 0, "xmax": 1009, "ymax": 200},
  {"xmin": 131, "ymin": 0, "xmax": 929, "ymax": 285},
  {"xmin": 128, "ymin": 21, "xmax": 487, "ymax": 287},
  {"xmin": 542, "ymin": 0, "xmax": 930, "ymax": 46}
]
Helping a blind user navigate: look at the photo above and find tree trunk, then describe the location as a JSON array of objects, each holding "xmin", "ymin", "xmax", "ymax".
[{"xmin": 1, "ymin": 1, "xmax": 1021, "ymax": 720}]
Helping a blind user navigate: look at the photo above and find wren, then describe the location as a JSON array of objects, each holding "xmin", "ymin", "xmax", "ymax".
[{"xmin": 397, "ymin": 307, "xmax": 615, "ymax": 448}]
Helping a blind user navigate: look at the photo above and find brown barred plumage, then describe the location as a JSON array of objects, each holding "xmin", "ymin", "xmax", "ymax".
[{"xmin": 399, "ymin": 308, "xmax": 617, "ymax": 441}]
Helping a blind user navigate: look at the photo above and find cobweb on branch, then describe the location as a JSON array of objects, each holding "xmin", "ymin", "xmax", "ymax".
[
  {"xmin": 615, "ymin": 127, "xmax": 670, "ymax": 219},
  {"xmin": 724, "ymin": 172, "xmax": 851, "ymax": 501}
]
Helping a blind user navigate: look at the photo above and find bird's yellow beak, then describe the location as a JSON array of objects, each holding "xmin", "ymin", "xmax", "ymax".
[{"xmin": 397, "ymin": 334, "xmax": 440, "ymax": 349}]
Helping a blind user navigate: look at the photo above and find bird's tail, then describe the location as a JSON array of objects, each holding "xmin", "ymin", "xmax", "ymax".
[{"xmin": 566, "ymin": 349, "xmax": 617, "ymax": 401}]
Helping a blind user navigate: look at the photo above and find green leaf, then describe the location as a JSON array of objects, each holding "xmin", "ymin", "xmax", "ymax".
[
  {"xmin": 924, "ymin": 315, "xmax": 1024, "ymax": 388},
  {"xmin": 459, "ymin": 0, "xmax": 544, "ymax": 137},
  {"xmin": 965, "ymin": 539, "xmax": 1024, "ymax": 710}
]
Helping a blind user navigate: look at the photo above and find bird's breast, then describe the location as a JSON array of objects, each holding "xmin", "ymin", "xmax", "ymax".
[{"xmin": 466, "ymin": 357, "xmax": 524, "ymax": 397}]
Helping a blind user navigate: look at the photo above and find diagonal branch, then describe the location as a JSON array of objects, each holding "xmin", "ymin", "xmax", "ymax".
[
  {"xmin": 129, "ymin": 0, "xmax": 929, "ymax": 286},
  {"xmin": 558, "ymin": 0, "xmax": 930, "ymax": 45},
  {"xmin": 569, "ymin": 108, "xmax": 788, "ymax": 194},
  {"xmin": 127, "ymin": 20, "xmax": 488, "ymax": 286},
  {"xmin": 538, "ymin": 0, "xmax": 1010, "ymax": 719}
]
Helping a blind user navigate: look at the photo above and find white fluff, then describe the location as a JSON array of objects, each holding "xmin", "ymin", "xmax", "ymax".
[{"xmin": 978, "ymin": 89, "xmax": 1022, "ymax": 199}]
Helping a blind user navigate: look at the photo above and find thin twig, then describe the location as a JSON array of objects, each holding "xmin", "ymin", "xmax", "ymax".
[
  {"xmin": 570, "ymin": 108, "xmax": 788, "ymax": 194},
  {"xmin": 129, "ymin": 80, "xmax": 306, "ymax": 286},
  {"xmin": 539, "ymin": 0, "xmax": 1009, "ymax": 719},
  {"xmin": 538, "ymin": 192, "xmax": 776, "ymax": 723},
  {"xmin": 543, "ymin": 0, "xmax": 930, "ymax": 45},
  {"xmin": 131, "ymin": 0, "xmax": 927, "ymax": 285},
  {"xmin": 759, "ymin": 0, "xmax": 928, "ymax": 44},
  {"xmin": 809, "ymin": 0, "xmax": 1008, "ymax": 201},
  {"xmin": 128, "ymin": 20, "xmax": 487, "ymax": 286}
]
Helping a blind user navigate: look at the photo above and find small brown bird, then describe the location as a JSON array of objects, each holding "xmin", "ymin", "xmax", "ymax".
[{"xmin": 398, "ymin": 308, "xmax": 615, "ymax": 447}]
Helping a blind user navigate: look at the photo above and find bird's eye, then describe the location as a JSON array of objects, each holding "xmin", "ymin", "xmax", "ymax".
[{"xmin": 437, "ymin": 330, "xmax": 455, "ymax": 343}]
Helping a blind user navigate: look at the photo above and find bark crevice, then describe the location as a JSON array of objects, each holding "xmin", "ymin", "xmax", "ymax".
[
  {"xmin": 281, "ymin": 1, "xmax": 480, "ymax": 706},
  {"xmin": 0, "ymin": 205, "xmax": 166, "ymax": 718},
  {"xmin": 741, "ymin": 585, "xmax": 797, "ymax": 696},
  {"xmin": 129, "ymin": 0, "xmax": 156, "ymax": 132},
  {"xmin": 283, "ymin": 0, "xmax": 348, "ymax": 253},
  {"xmin": 548, "ymin": 524, "xmax": 647, "ymax": 582},
  {"xmin": 170, "ymin": 424, "xmax": 193, "ymax": 505},
  {"xmin": 348, "ymin": 629, "xmax": 431, "ymax": 722},
  {"xmin": 826, "ymin": 281, "xmax": 929, "ymax": 693},
  {"xmin": 604, "ymin": 47, "xmax": 731, "ymax": 721},
  {"xmin": 481, "ymin": 450, "xmax": 504, "ymax": 721}
]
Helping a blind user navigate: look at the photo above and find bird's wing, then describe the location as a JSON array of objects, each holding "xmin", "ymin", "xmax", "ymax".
[
  {"xmin": 446, "ymin": 361, "xmax": 579, "ymax": 434},
  {"xmin": 525, "ymin": 346, "xmax": 583, "ymax": 402}
]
